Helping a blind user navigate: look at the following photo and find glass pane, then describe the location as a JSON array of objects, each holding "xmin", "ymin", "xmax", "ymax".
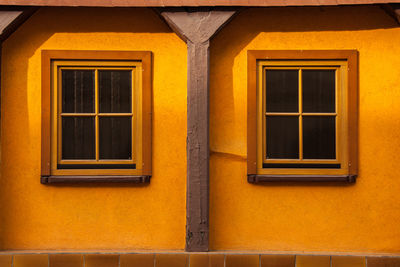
[
  {"xmin": 302, "ymin": 70, "xmax": 335, "ymax": 113},
  {"xmin": 62, "ymin": 117, "xmax": 95, "ymax": 159},
  {"xmin": 62, "ymin": 70, "xmax": 95, "ymax": 113},
  {"xmin": 99, "ymin": 117, "xmax": 132, "ymax": 159},
  {"xmin": 303, "ymin": 116, "xmax": 336, "ymax": 159},
  {"xmin": 266, "ymin": 69, "xmax": 299, "ymax": 112},
  {"xmin": 99, "ymin": 70, "xmax": 132, "ymax": 113},
  {"xmin": 266, "ymin": 116, "xmax": 299, "ymax": 159}
]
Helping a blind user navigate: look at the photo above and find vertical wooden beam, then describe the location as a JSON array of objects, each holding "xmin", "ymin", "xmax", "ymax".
[{"xmin": 160, "ymin": 8, "xmax": 237, "ymax": 252}]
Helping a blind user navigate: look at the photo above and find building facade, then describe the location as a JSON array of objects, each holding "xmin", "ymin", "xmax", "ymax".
[{"xmin": 0, "ymin": 1, "xmax": 400, "ymax": 266}]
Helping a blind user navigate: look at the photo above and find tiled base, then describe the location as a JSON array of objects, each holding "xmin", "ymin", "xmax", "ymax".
[{"xmin": 0, "ymin": 253, "xmax": 399, "ymax": 267}]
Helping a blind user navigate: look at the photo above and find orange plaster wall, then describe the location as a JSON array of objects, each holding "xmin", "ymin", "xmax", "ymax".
[
  {"xmin": 1, "ymin": 5, "xmax": 400, "ymax": 254},
  {"xmin": 209, "ymin": 6, "xmax": 400, "ymax": 253},
  {"xmin": 0, "ymin": 7, "xmax": 187, "ymax": 250}
]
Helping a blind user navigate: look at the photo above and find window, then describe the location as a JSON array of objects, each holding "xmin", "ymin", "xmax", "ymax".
[
  {"xmin": 247, "ymin": 50, "xmax": 358, "ymax": 183},
  {"xmin": 41, "ymin": 51, "xmax": 152, "ymax": 183}
]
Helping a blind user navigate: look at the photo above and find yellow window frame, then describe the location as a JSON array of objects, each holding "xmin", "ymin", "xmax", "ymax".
[
  {"xmin": 51, "ymin": 60, "xmax": 143, "ymax": 176},
  {"xmin": 257, "ymin": 60, "xmax": 348, "ymax": 175},
  {"xmin": 247, "ymin": 50, "xmax": 358, "ymax": 182}
]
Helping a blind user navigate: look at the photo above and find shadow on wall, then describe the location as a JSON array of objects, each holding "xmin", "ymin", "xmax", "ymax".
[
  {"xmin": 209, "ymin": 4, "xmax": 397, "ymax": 161},
  {"xmin": 0, "ymin": 7, "xmax": 173, "ymax": 249},
  {"xmin": 208, "ymin": 5, "xmax": 399, "ymax": 250}
]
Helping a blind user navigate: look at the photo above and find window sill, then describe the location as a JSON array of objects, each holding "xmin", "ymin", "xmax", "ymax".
[
  {"xmin": 247, "ymin": 174, "xmax": 357, "ymax": 183},
  {"xmin": 41, "ymin": 175, "xmax": 151, "ymax": 184}
]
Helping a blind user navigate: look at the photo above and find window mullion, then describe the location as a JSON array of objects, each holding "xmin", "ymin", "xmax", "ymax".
[
  {"xmin": 299, "ymin": 68, "xmax": 303, "ymax": 161},
  {"xmin": 95, "ymin": 69, "xmax": 99, "ymax": 162}
]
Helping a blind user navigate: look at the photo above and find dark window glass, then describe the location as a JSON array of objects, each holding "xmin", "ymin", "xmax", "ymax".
[
  {"xmin": 266, "ymin": 70, "xmax": 299, "ymax": 112},
  {"xmin": 62, "ymin": 70, "xmax": 95, "ymax": 113},
  {"xmin": 266, "ymin": 116, "xmax": 299, "ymax": 159},
  {"xmin": 99, "ymin": 117, "xmax": 132, "ymax": 160},
  {"xmin": 303, "ymin": 116, "xmax": 336, "ymax": 159},
  {"xmin": 302, "ymin": 70, "xmax": 335, "ymax": 113},
  {"xmin": 62, "ymin": 117, "xmax": 95, "ymax": 159},
  {"xmin": 99, "ymin": 70, "xmax": 132, "ymax": 113}
]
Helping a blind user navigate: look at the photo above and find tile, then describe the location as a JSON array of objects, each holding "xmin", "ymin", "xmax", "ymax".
[
  {"xmin": 296, "ymin": 255, "xmax": 330, "ymax": 267},
  {"xmin": 209, "ymin": 254, "xmax": 225, "ymax": 267},
  {"xmin": 14, "ymin": 254, "xmax": 48, "ymax": 267},
  {"xmin": 225, "ymin": 255, "xmax": 259, "ymax": 267},
  {"xmin": 261, "ymin": 255, "xmax": 295, "ymax": 267},
  {"xmin": 332, "ymin": 256, "xmax": 365, "ymax": 267},
  {"xmin": 49, "ymin": 254, "xmax": 83, "ymax": 267},
  {"xmin": 85, "ymin": 254, "xmax": 119, "ymax": 267},
  {"xmin": 156, "ymin": 254, "xmax": 188, "ymax": 267},
  {"xmin": 190, "ymin": 254, "xmax": 208, "ymax": 267},
  {"xmin": 0, "ymin": 255, "xmax": 12, "ymax": 267},
  {"xmin": 120, "ymin": 254, "xmax": 154, "ymax": 267},
  {"xmin": 189, "ymin": 254, "xmax": 224, "ymax": 267},
  {"xmin": 367, "ymin": 257, "xmax": 400, "ymax": 267}
]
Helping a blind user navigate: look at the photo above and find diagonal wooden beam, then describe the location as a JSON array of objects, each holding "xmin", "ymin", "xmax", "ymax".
[
  {"xmin": 0, "ymin": 7, "xmax": 37, "ymax": 41},
  {"xmin": 381, "ymin": 3, "xmax": 400, "ymax": 25},
  {"xmin": 160, "ymin": 7, "xmax": 237, "ymax": 252},
  {"xmin": 0, "ymin": 7, "xmax": 37, "ymax": 164}
]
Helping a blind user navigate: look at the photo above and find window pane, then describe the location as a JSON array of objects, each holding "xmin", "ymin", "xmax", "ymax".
[
  {"xmin": 62, "ymin": 117, "xmax": 95, "ymax": 159},
  {"xmin": 266, "ymin": 116, "xmax": 299, "ymax": 159},
  {"xmin": 99, "ymin": 117, "xmax": 132, "ymax": 160},
  {"xmin": 302, "ymin": 70, "xmax": 335, "ymax": 113},
  {"xmin": 266, "ymin": 70, "xmax": 299, "ymax": 112},
  {"xmin": 303, "ymin": 116, "xmax": 336, "ymax": 159},
  {"xmin": 62, "ymin": 70, "xmax": 95, "ymax": 113},
  {"xmin": 99, "ymin": 70, "xmax": 132, "ymax": 113}
]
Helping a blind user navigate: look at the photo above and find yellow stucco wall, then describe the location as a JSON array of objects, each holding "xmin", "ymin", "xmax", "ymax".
[
  {"xmin": 209, "ymin": 6, "xmax": 400, "ymax": 253},
  {"xmin": 1, "ymin": 5, "xmax": 400, "ymax": 254},
  {"xmin": 0, "ymin": 7, "xmax": 187, "ymax": 250}
]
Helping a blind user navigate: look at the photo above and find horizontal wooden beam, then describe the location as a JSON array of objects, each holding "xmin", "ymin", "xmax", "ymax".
[
  {"xmin": 248, "ymin": 175, "xmax": 357, "ymax": 183},
  {"xmin": 0, "ymin": 0, "xmax": 400, "ymax": 7},
  {"xmin": 41, "ymin": 175, "xmax": 151, "ymax": 184}
]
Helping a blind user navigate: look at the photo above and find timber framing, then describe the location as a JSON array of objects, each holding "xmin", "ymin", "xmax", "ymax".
[
  {"xmin": 0, "ymin": 7, "xmax": 37, "ymax": 41},
  {"xmin": 381, "ymin": 3, "xmax": 400, "ymax": 24},
  {"xmin": 0, "ymin": 1, "xmax": 394, "ymax": 254},
  {"xmin": 1, "ymin": 0, "xmax": 400, "ymax": 7},
  {"xmin": 160, "ymin": 8, "xmax": 237, "ymax": 252},
  {"xmin": 0, "ymin": 6, "xmax": 37, "ymax": 181}
]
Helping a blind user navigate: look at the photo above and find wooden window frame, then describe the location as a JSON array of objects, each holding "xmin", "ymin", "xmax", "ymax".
[
  {"xmin": 247, "ymin": 50, "xmax": 358, "ymax": 183},
  {"xmin": 41, "ymin": 50, "xmax": 152, "ymax": 184}
]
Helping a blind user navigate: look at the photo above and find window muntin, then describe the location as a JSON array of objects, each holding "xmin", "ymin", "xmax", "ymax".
[
  {"xmin": 51, "ymin": 60, "xmax": 143, "ymax": 176},
  {"xmin": 257, "ymin": 60, "xmax": 349, "ymax": 175}
]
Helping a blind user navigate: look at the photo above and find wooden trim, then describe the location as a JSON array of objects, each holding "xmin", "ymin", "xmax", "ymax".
[
  {"xmin": 247, "ymin": 51, "xmax": 258, "ymax": 175},
  {"xmin": 347, "ymin": 51, "xmax": 359, "ymax": 177},
  {"xmin": 161, "ymin": 9, "xmax": 238, "ymax": 252},
  {"xmin": 41, "ymin": 175, "xmax": 151, "ymax": 184},
  {"xmin": 0, "ymin": 0, "xmax": 400, "ymax": 7},
  {"xmin": 41, "ymin": 51, "xmax": 51, "ymax": 176},
  {"xmin": 41, "ymin": 50, "xmax": 152, "ymax": 61},
  {"xmin": 141, "ymin": 51, "xmax": 152, "ymax": 176},
  {"xmin": 0, "ymin": 7, "xmax": 38, "ymax": 41},
  {"xmin": 248, "ymin": 174, "xmax": 357, "ymax": 183},
  {"xmin": 247, "ymin": 50, "xmax": 358, "ymax": 177},
  {"xmin": 381, "ymin": 4, "xmax": 400, "ymax": 25},
  {"xmin": 41, "ymin": 50, "xmax": 152, "ymax": 178}
]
